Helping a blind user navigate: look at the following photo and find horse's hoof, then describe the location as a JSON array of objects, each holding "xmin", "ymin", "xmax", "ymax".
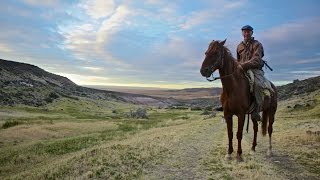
[
  {"xmin": 236, "ymin": 155, "xmax": 244, "ymax": 162},
  {"xmin": 250, "ymin": 150, "xmax": 256, "ymax": 155},
  {"xmin": 225, "ymin": 154, "xmax": 232, "ymax": 161},
  {"xmin": 267, "ymin": 150, "xmax": 273, "ymax": 157}
]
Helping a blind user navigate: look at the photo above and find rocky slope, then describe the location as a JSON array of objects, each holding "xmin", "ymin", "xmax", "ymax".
[
  {"xmin": 0, "ymin": 59, "xmax": 176, "ymax": 107},
  {"xmin": 277, "ymin": 76, "xmax": 320, "ymax": 100}
]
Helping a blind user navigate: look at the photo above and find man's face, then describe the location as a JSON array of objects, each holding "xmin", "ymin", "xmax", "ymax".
[{"xmin": 242, "ymin": 30, "xmax": 252, "ymax": 40}]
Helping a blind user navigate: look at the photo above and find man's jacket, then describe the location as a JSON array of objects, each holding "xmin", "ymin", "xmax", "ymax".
[{"xmin": 237, "ymin": 38, "xmax": 264, "ymax": 70}]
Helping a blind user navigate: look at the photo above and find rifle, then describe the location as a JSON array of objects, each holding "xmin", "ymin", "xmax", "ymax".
[{"xmin": 262, "ymin": 60, "xmax": 273, "ymax": 71}]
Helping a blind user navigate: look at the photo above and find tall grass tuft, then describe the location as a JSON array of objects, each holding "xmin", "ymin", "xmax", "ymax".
[{"xmin": 2, "ymin": 120, "xmax": 21, "ymax": 129}]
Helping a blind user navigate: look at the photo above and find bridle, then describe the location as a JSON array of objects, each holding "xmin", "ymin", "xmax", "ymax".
[{"xmin": 206, "ymin": 45, "xmax": 237, "ymax": 82}]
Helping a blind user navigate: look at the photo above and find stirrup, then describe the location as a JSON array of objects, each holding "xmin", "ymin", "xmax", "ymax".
[{"xmin": 251, "ymin": 112, "xmax": 261, "ymax": 122}]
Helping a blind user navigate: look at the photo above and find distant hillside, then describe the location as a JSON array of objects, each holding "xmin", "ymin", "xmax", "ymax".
[
  {"xmin": 88, "ymin": 86, "xmax": 222, "ymax": 100},
  {"xmin": 277, "ymin": 76, "xmax": 320, "ymax": 100},
  {"xmin": 0, "ymin": 59, "xmax": 176, "ymax": 107},
  {"xmin": 2, "ymin": 59, "xmax": 318, "ymax": 108}
]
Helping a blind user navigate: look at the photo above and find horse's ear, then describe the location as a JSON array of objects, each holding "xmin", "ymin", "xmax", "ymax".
[{"xmin": 220, "ymin": 39, "xmax": 227, "ymax": 46}]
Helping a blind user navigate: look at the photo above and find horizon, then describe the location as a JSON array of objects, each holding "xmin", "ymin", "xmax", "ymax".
[{"xmin": 0, "ymin": 1, "xmax": 319, "ymax": 89}]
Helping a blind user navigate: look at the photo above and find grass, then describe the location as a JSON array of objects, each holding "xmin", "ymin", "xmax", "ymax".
[
  {"xmin": 0, "ymin": 90, "xmax": 319, "ymax": 179},
  {"xmin": 0, "ymin": 96, "xmax": 200, "ymax": 179},
  {"xmin": 268, "ymin": 90, "xmax": 320, "ymax": 176}
]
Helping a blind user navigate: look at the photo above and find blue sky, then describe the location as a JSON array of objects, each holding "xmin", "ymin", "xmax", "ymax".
[{"xmin": 0, "ymin": 0, "xmax": 319, "ymax": 89}]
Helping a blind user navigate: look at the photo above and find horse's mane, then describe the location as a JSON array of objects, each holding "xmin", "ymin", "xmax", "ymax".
[{"xmin": 222, "ymin": 45, "xmax": 236, "ymax": 62}]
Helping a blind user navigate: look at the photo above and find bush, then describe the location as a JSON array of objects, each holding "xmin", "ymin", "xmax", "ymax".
[
  {"xmin": 127, "ymin": 108, "xmax": 148, "ymax": 119},
  {"xmin": 44, "ymin": 97, "xmax": 53, "ymax": 103},
  {"xmin": 191, "ymin": 106, "xmax": 202, "ymax": 111},
  {"xmin": 2, "ymin": 120, "xmax": 21, "ymax": 129},
  {"xmin": 204, "ymin": 106, "xmax": 213, "ymax": 111},
  {"xmin": 168, "ymin": 106, "xmax": 188, "ymax": 110},
  {"xmin": 48, "ymin": 92, "xmax": 59, "ymax": 99},
  {"xmin": 201, "ymin": 109, "xmax": 211, "ymax": 115}
]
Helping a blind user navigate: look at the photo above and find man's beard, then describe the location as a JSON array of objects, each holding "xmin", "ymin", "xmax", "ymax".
[{"xmin": 244, "ymin": 36, "xmax": 252, "ymax": 42}]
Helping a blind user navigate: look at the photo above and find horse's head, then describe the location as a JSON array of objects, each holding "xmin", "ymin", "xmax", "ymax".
[{"xmin": 200, "ymin": 39, "xmax": 226, "ymax": 78}]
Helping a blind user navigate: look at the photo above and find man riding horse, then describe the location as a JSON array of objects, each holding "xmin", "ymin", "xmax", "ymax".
[
  {"xmin": 200, "ymin": 26, "xmax": 278, "ymax": 161},
  {"xmin": 217, "ymin": 25, "xmax": 274, "ymax": 122},
  {"xmin": 238, "ymin": 25, "xmax": 274, "ymax": 121}
]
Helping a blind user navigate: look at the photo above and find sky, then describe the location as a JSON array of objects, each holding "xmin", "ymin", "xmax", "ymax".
[{"xmin": 0, "ymin": 0, "xmax": 319, "ymax": 89}]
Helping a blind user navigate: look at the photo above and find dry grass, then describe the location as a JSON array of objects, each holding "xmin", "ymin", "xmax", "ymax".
[
  {"xmin": 0, "ymin": 90, "xmax": 320, "ymax": 179},
  {"xmin": 0, "ymin": 121, "xmax": 118, "ymax": 145}
]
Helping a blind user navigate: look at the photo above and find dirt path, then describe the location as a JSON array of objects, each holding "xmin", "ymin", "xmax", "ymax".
[
  {"xmin": 143, "ymin": 118, "xmax": 225, "ymax": 180},
  {"xmin": 142, "ymin": 117, "xmax": 319, "ymax": 180},
  {"xmin": 242, "ymin": 129, "xmax": 319, "ymax": 180}
]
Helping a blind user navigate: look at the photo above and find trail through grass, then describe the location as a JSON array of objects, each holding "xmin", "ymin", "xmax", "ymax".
[{"xmin": 0, "ymin": 91, "xmax": 319, "ymax": 179}]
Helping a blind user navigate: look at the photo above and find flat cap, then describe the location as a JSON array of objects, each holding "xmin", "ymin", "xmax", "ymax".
[{"xmin": 241, "ymin": 25, "xmax": 253, "ymax": 31}]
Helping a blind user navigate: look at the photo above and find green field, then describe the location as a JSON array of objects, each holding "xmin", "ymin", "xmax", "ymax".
[{"xmin": 0, "ymin": 91, "xmax": 319, "ymax": 179}]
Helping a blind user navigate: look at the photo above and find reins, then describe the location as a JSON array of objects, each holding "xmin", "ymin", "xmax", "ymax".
[
  {"xmin": 205, "ymin": 46, "xmax": 251, "ymax": 133},
  {"xmin": 206, "ymin": 49, "xmax": 237, "ymax": 82}
]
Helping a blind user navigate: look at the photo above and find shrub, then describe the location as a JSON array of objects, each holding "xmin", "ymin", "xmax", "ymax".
[
  {"xmin": 127, "ymin": 108, "xmax": 148, "ymax": 119},
  {"xmin": 191, "ymin": 106, "xmax": 202, "ymax": 111},
  {"xmin": 48, "ymin": 92, "xmax": 59, "ymax": 99},
  {"xmin": 2, "ymin": 120, "xmax": 21, "ymax": 129},
  {"xmin": 204, "ymin": 106, "xmax": 213, "ymax": 111},
  {"xmin": 201, "ymin": 109, "xmax": 211, "ymax": 115}
]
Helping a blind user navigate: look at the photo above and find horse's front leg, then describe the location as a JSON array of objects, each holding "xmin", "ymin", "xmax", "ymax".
[
  {"xmin": 236, "ymin": 114, "xmax": 245, "ymax": 162},
  {"xmin": 225, "ymin": 114, "xmax": 233, "ymax": 160},
  {"xmin": 251, "ymin": 117, "xmax": 258, "ymax": 153}
]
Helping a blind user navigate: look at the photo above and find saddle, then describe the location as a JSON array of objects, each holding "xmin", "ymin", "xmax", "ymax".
[{"xmin": 244, "ymin": 69, "xmax": 274, "ymax": 114}]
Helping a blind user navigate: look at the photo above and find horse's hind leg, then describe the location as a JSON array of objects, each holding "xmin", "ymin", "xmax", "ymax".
[
  {"xmin": 251, "ymin": 118, "xmax": 258, "ymax": 153},
  {"xmin": 267, "ymin": 111, "xmax": 275, "ymax": 157}
]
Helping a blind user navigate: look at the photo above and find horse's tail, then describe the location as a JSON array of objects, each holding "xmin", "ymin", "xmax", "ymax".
[
  {"xmin": 261, "ymin": 111, "xmax": 268, "ymax": 136},
  {"xmin": 262, "ymin": 82, "xmax": 277, "ymax": 136}
]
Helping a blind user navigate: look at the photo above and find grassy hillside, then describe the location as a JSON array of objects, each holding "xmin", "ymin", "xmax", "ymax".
[
  {"xmin": 0, "ymin": 59, "xmax": 181, "ymax": 108},
  {"xmin": 1, "ymin": 59, "xmax": 319, "ymax": 179},
  {"xmin": 0, "ymin": 89, "xmax": 319, "ymax": 179}
]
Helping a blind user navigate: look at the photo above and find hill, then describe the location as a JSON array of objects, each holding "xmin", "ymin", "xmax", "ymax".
[
  {"xmin": 1, "ymin": 58, "xmax": 319, "ymax": 109},
  {"xmin": 91, "ymin": 86, "xmax": 222, "ymax": 100},
  {"xmin": 277, "ymin": 76, "xmax": 320, "ymax": 100},
  {"xmin": 0, "ymin": 59, "xmax": 178, "ymax": 107}
]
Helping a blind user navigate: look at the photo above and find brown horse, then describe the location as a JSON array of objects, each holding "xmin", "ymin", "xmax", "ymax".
[{"xmin": 200, "ymin": 39, "xmax": 277, "ymax": 161}]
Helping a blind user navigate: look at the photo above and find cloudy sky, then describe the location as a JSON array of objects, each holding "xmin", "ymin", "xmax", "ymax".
[{"xmin": 0, "ymin": 0, "xmax": 319, "ymax": 89}]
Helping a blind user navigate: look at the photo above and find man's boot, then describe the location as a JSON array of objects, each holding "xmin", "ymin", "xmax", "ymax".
[{"xmin": 215, "ymin": 106, "xmax": 223, "ymax": 111}]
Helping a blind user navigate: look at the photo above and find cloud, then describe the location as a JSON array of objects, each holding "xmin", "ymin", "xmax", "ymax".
[
  {"xmin": 261, "ymin": 18, "xmax": 320, "ymax": 48},
  {"xmin": 144, "ymin": 0, "xmax": 163, "ymax": 5},
  {"xmin": 259, "ymin": 17, "xmax": 320, "ymax": 68},
  {"xmin": 81, "ymin": 66, "xmax": 104, "ymax": 72},
  {"xmin": 180, "ymin": 10, "xmax": 217, "ymax": 30},
  {"xmin": 0, "ymin": 43, "xmax": 14, "ymax": 53},
  {"xmin": 59, "ymin": 23, "xmax": 97, "ymax": 61},
  {"xmin": 295, "ymin": 56, "xmax": 320, "ymax": 64},
  {"xmin": 96, "ymin": 5, "xmax": 131, "ymax": 53},
  {"xmin": 56, "ymin": 73, "xmax": 111, "ymax": 85},
  {"xmin": 179, "ymin": 0, "xmax": 247, "ymax": 30},
  {"xmin": 80, "ymin": 0, "xmax": 115, "ymax": 19},
  {"xmin": 1, "ymin": 1, "xmax": 319, "ymax": 88},
  {"xmin": 58, "ymin": 3, "xmax": 132, "ymax": 68},
  {"xmin": 23, "ymin": 0, "xmax": 61, "ymax": 7},
  {"xmin": 223, "ymin": 1, "xmax": 246, "ymax": 9}
]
